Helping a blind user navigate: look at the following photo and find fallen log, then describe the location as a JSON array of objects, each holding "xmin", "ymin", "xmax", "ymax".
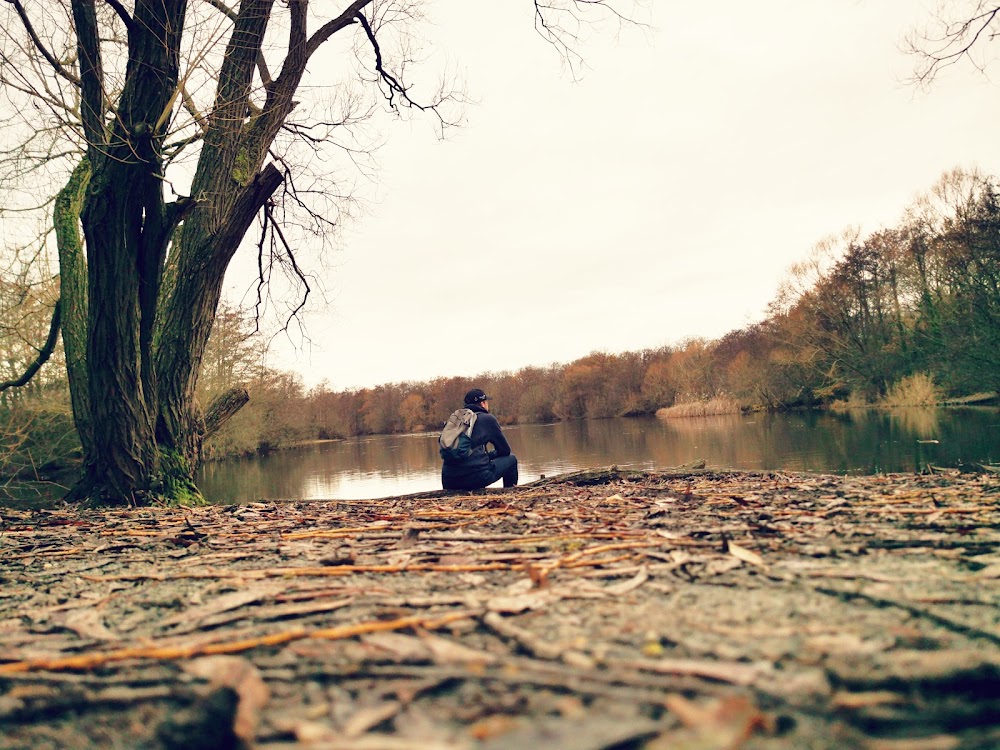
[{"xmin": 203, "ymin": 386, "xmax": 250, "ymax": 439}]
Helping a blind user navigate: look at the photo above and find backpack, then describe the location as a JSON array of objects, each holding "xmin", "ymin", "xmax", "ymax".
[{"xmin": 439, "ymin": 408, "xmax": 477, "ymax": 462}]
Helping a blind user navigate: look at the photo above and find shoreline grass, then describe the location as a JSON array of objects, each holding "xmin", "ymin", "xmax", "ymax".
[{"xmin": 656, "ymin": 396, "xmax": 744, "ymax": 419}]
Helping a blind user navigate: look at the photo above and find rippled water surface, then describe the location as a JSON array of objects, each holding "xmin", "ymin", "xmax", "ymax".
[{"xmin": 195, "ymin": 408, "xmax": 1000, "ymax": 503}]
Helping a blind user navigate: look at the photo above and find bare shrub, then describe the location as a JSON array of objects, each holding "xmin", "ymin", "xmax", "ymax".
[
  {"xmin": 656, "ymin": 396, "xmax": 743, "ymax": 420},
  {"xmin": 881, "ymin": 373, "xmax": 943, "ymax": 407},
  {"xmin": 0, "ymin": 406, "xmax": 80, "ymax": 486}
]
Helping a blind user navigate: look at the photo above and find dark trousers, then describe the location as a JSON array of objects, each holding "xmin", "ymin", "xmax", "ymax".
[
  {"xmin": 490, "ymin": 455, "xmax": 519, "ymax": 487},
  {"xmin": 442, "ymin": 455, "xmax": 518, "ymax": 490}
]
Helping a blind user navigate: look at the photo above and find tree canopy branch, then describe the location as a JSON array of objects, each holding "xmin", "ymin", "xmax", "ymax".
[
  {"xmin": 6, "ymin": 0, "xmax": 81, "ymax": 86},
  {"xmin": 70, "ymin": 0, "xmax": 108, "ymax": 149},
  {"xmin": 200, "ymin": 0, "xmax": 237, "ymax": 22},
  {"xmin": 0, "ymin": 300, "xmax": 61, "ymax": 392},
  {"xmin": 103, "ymin": 0, "xmax": 134, "ymax": 31},
  {"xmin": 200, "ymin": 0, "xmax": 274, "ymax": 85},
  {"xmin": 907, "ymin": 4, "xmax": 1000, "ymax": 85},
  {"xmin": 305, "ymin": 0, "xmax": 371, "ymax": 58}
]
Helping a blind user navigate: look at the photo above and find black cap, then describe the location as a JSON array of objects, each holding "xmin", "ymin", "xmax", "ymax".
[{"xmin": 464, "ymin": 388, "xmax": 490, "ymax": 404}]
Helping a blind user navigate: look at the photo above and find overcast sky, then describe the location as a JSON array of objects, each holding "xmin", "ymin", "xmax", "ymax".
[{"xmin": 239, "ymin": 1, "xmax": 1000, "ymax": 391}]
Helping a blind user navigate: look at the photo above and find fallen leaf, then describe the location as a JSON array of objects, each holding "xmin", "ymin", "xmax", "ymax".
[
  {"xmin": 641, "ymin": 641, "xmax": 665, "ymax": 658},
  {"xmin": 603, "ymin": 566, "xmax": 649, "ymax": 596},
  {"xmin": 436, "ymin": 554, "xmax": 476, "ymax": 566},
  {"xmin": 469, "ymin": 714, "xmax": 520, "ymax": 741},
  {"xmin": 394, "ymin": 526, "xmax": 421, "ymax": 549},
  {"xmin": 479, "ymin": 716, "xmax": 660, "ymax": 750},
  {"xmin": 320, "ymin": 548, "xmax": 358, "ymax": 566},
  {"xmin": 182, "ymin": 655, "xmax": 270, "ymax": 741},
  {"xmin": 726, "ymin": 540, "xmax": 765, "ymax": 567},
  {"xmin": 343, "ymin": 701, "xmax": 403, "ymax": 738},
  {"xmin": 864, "ymin": 735, "xmax": 961, "ymax": 750},
  {"xmin": 63, "ymin": 609, "xmax": 116, "ymax": 640},
  {"xmin": 486, "ymin": 590, "xmax": 559, "ymax": 613},
  {"xmin": 704, "ymin": 557, "xmax": 744, "ymax": 576},
  {"xmin": 362, "ymin": 631, "xmax": 432, "ymax": 660},
  {"xmin": 419, "ymin": 632, "xmax": 498, "ymax": 665},
  {"xmin": 653, "ymin": 694, "xmax": 771, "ymax": 750},
  {"xmin": 662, "ymin": 692, "xmax": 715, "ymax": 728},
  {"xmin": 159, "ymin": 588, "xmax": 272, "ymax": 630},
  {"xmin": 830, "ymin": 690, "xmax": 907, "ymax": 709},
  {"xmin": 805, "ymin": 633, "xmax": 887, "ymax": 656},
  {"xmin": 270, "ymin": 717, "xmax": 337, "ymax": 742},
  {"xmin": 525, "ymin": 562, "xmax": 549, "ymax": 588},
  {"xmin": 294, "ymin": 720, "xmax": 337, "ymax": 742},
  {"xmin": 561, "ymin": 650, "xmax": 596, "ymax": 669},
  {"xmin": 0, "ymin": 618, "xmax": 26, "ymax": 635},
  {"xmin": 633, "ymin": 657, "xmax": 768, "ymax": 686},
  {"xmin": 553, "ymin": 695, "xmax": 586, "ymax": 718}
]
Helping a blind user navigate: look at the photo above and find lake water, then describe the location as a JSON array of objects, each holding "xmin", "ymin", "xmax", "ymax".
[{"xmin": 195, "ymin": 408, "xmax": 1000, "ymax": 504}]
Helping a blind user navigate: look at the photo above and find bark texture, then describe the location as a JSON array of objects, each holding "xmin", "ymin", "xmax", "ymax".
[
  {"xmin": 72, "ymin": 0, "xmax": 189, "ymax": 502},
  {"xmin": 53, "ymin": 159, "xmax": 93, "ymax": 457}
]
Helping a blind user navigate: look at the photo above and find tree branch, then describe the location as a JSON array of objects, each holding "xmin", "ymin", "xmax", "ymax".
[
  {"xmin": 199, "ymin": 0, "xmax": 274, "ymax": 86},
  {"xmin": 266, "ymin": 199, "xmax": 311, "ymax": 326},
  {"xmin": 199, "ymin": 0, "xmax": 236, "ymax": 21},
  {"xmin": 70, "ymin": 0, "xmax": 108, "ymax": 150},
  {"xmin": 188, "ymin": 0, "xmax": 273, "ymax": 201},
  {"xmin": 6, "ymin": 0, "xmax": 81, "ymax": 85},
  {"xmin": 356, "ymin": 12, "xmax": 413, "ymax": 111},
  {"xmin": 216, "ymin": 161, "xmax": 284, "ymax": 252},
  {"xmin": 305, "ymin": 0, "xmax": 371, "ymax": 58},
  {"xmin": 907, "ymin": 5, "xmax": 1000, "ymax": 85},
  {"xmin": 103, "ymin": 0, "xmax": 135, "ymax": 31},
  {"xmin": 228, "ymin": 0, "xmax": 362, "ymax": 198},
  {"xmin": 533, "ymin": 0, "xmax": 645, "ymax": 78},
  {"xmin": 0, "ymin": 300, "xmax": 61, "ymax": 392},
  {"xmin": 203, "ymin": 385, "xmax": 250, "ymax": 438}
]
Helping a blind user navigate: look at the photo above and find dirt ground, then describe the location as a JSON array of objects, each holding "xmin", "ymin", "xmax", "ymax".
[{"xmin": 1, "ymin": 468, "xmax": 999, "ymax": 750}]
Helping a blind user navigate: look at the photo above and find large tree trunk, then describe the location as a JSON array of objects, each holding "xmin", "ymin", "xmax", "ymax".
[
  {"xmin": 78, "ymin": 168, "xmax": 158, "ymax": 500},
  {"xmin": 54, "ymin": 159, "xmax": 93, "ymax": 457},
  {"xmin": 153, "ymin": 0, "xmax": 288, "ymax": 467},
  {"xmin": 67, "ymin": 0, "xmax": 188, "ymax": 504},
  {"xmin": 154, "ymin": 166, "xmax": 283, "ymax": 465}
]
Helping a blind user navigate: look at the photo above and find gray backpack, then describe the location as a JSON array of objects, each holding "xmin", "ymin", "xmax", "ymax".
[{"xmin": 439, "ymin": 408, "xmax": 477, "ymax": 461}]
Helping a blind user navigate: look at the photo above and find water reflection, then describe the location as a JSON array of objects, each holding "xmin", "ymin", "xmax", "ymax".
[{"xmin": 196, "ymin": 407, "xmax": 1000, "ymax": 504}]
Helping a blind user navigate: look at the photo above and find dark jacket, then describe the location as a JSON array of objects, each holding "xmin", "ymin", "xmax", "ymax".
[{"xmin": 440, "ymin": 403, "xmax": 511, "ymax": 483}]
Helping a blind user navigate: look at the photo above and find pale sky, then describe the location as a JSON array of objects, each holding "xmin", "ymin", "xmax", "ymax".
[{"xmin": 230, "ymin": 1, "xmax": 1000, "ymax": 391}]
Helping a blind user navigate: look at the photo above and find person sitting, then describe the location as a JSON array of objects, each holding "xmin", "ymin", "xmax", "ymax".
[{"xmin": 441, "ymin": 389, "xmax": 518, "ymax": 490}]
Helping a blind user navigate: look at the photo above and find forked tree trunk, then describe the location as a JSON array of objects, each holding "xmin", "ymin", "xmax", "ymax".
[
  {"xmin": 65, "ymin": 0, "xmax": 187, "ymax": 504},
  {"xmin": 52, "ymin": 0, "xmax": 380, "ymax": 503}
]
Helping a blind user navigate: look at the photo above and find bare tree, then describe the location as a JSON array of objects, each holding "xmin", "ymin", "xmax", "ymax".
[
  {"xmin": 906, "ymin": 2, "xmax": 1000, "ymax": 85},
  {"xmin": 0, "ymin": 0, "xmax": 639, "ymax": 504}
]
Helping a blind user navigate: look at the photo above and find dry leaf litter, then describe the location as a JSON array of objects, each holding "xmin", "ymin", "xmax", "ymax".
[{"xmin": 1, "ymin": 467, "xmax": 999, "ymax": 750}]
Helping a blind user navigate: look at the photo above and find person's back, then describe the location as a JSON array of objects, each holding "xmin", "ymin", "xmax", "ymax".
[{"xmin": 440, "ymin": 389, "xmax": 518, "ymax": 490}]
